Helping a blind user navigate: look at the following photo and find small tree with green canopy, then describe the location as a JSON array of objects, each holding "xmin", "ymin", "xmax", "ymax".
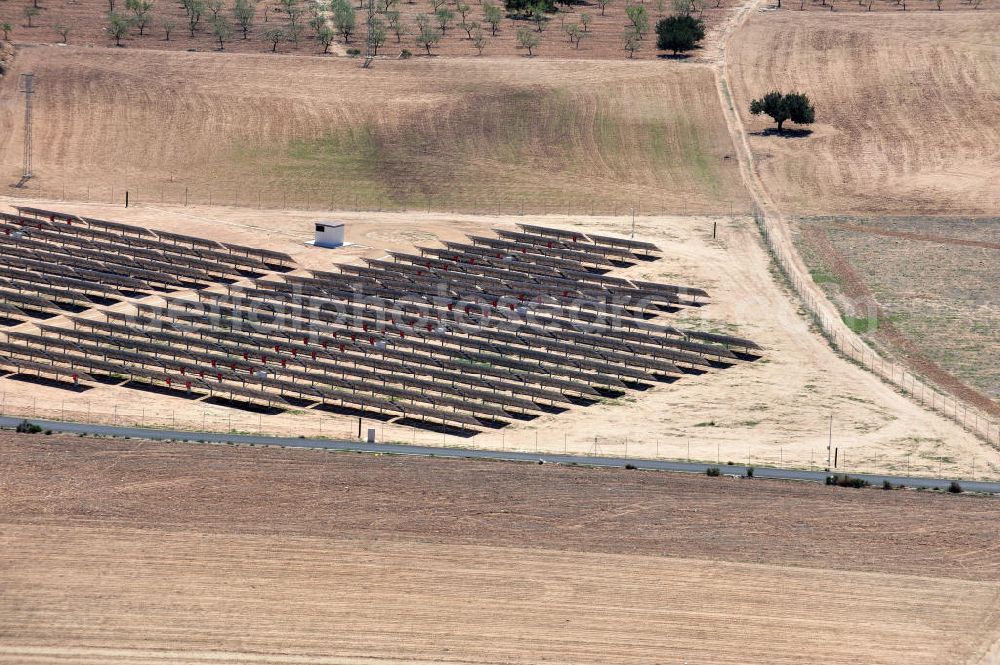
[
  {"xmin": 160, "ymin": 17, "xmax": 175, "ymax": 40},
  {"xmin": 655, "ymin": 14, "xmax": 703, "ymax": 55},
  {"xmin": 54, "ymin": 23, "xmax": 70, "ymax": 42},
  {"xmin": 107, "ymin": 13, "xmax": 130, "ymax": 45},
  {"xmin": 516, "ymin": 26, "xmax": 537, "ymax": 54},
  {"xmin": 749, "ymin": 91, "xmax": 815, "ymax": 133},
  {"xmin": 207, "ymin": 0, "xmax": 224, "ymax": 20},
  {"xmin": 596, "ymin": 0, "xmax": 612, "ymax": 14},
  {"xmin": 625, "ymin": 4, "xmax": 648, "ymax": 39},
  {"xmin": 623, "ymin": 26, "xmax": 640, "ymax": 57},
  {"xmin": 286, "ymin": 6, "xmax": 304, "ymax": 42},
  {"xmin": 2, "ymin": 23, "xmax": 12, "ymax": 40},
  {"xmin": 369, "ymin": 17, "xmax": 387, "ymax": 54},
  {"xmin": 24, "ymin": 6, "xmax": 40, "ymax": 28},
  {"xmin": 186, "ymin": 0, "xmax": 205, "ymax": 36},
  {"xmin": 263, "ymin": 26, "xmax": 285, "ymax": 50},
  {"xmin": 331, "ymin": 0, "xmax": 355, "ymax": 42},
  {"xmin": 386, "ymin": 10, "xmax": 406, "ymax": 41},
  {"xmin": 233, "ymin": 0, "xmax": 256, "ymax": 39},
  {"xmin": 471, "ymin": 25, "xmax": 486, "ymax": 53},
  {"xmin": 211, "ymin": 16, "xmax": 232, "ymax": 48},
  {"xmin": 126, "ymin": 0, "xmax": 154, "ymax": 36},
  {"xmin": 435, "ymin": 7, "xmax": 454, "ymax": 34},
  {"xmin": 317, "ymin": 25, "xmax": 335, "ymax": 51},
  {"xmin": 482, "ymin": 2, "xmax": 502, "ymax": 34},
  {"xmin": 529, "ymin": 2, "xmax": 548, "ymax": 31},
  {"xmin": 414, "ymin": 16, "xmax": 440, "ymax": 54}
]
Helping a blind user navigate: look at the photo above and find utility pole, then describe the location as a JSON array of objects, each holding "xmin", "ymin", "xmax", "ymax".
[
  {"xmin": 362, "ymin": 0, "xmax": 378, "ymax": 68},
  {"xmin": 16, "ymin": 73, "xmax": 35, "ymax": 188},
  {"xmin": 827, "ymin": 411, "xmax": 833, "ymax": 470}
]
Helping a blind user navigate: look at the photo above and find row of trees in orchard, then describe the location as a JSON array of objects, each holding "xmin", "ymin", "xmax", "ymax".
[
  {"xmin": 94, "ymin": 0, "xmax": 709, "ymax": 56},
  {"xmin": 104, "ymin": 0, "xmax": 259, "ymax": 47},
  {"xmin": 1, "ymin": 0, "xmax": 711, "ymax": 56}
]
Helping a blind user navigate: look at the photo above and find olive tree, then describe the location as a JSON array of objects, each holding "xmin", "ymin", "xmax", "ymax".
[
  {"xmin": 386, "ymin": 10, "xmax": 406, "ymax": 41},
  {"xmin": 625, "ymin": 4, "xmax": 648, "ymax": 39},
  {"xmin": 332, "ymin": 0, "xmax": 355, "ymax": 42},
  {"xmin": 516, "ymin": 26, "xmax": 538, "ymax": 54},
  {"xmin": 623, "ymin": 26, "xmax": 640, "ymax": 58},
  {"xmin": 160, "ymin": 17, "xmax": 175, "ymax": 39},
  {"xmin": 24, "ymin": 6, "xmax": 40, "ymax": 28},
  {"xmin": 435, "ymin": 7, "xmax": 454, "ymax": 34},
  {"xmin": 234, "ymin": 0, "xmax": 256, "ymax": 38},
  {"xmin": 471, "ymin": 25, "xmax": 486, "ymax": 53},
  {"xmin": 126, "ymin": 0, "xmax": 154, "ymax": 36},
  {"xmin": 482, "ymin": 1, "xmax": 502, "ymax": 34},
  {"xmin": 655, "ymin": 14, "xmax": 704, "ymax": 54},
  {"xmin": 749, "ymin": 90, "xmax": 815, "ymax": 133},
  {"xmin": 263, "ymin": 26, "xmax": 285, "ymax": 50},
  {"xmin": 54, "ymin": 24, "xmax": 70, "ymax": 43},
  {"xmin": 212, "ymin": 16, "xmax": 232, "ymax": 48},
  {"xmin": 415, "ymin": 15, "xmax": 440, "ymax": 54},
  {"xmin": 107, "ymin": 13, "xmax": 130, "ymax": 45}
]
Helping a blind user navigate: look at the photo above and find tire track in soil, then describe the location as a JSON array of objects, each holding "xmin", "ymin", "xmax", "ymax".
[{"xmin": 826, "ymin": 222, "xmax": 1000, "ymax": 251}]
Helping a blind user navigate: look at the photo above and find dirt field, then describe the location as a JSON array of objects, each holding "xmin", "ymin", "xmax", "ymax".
[
  {"xmin": 728, "ymin": 10, "xmax": 1000, "ymax": 216},
  {"xmin": 0, "ymin": 46, "xmax": 747, "ymax": 214},
  {"xmin": 0, "ymin": 197, "xmax": 996, "ymax": 480},
  {"xmin": 794, "ymin": 216, "xmax": 1000, "ymax": 413},
  {"xmin": 1, "ymin": 433, "xmax": 999, "ymax": 664}
]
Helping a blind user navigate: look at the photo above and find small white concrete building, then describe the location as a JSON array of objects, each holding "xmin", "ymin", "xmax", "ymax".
[{"xmin": 313, "ymin": 221, "xmax": 345, "ymax": 248}]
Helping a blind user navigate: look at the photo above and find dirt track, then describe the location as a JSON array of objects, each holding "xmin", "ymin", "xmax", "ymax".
[{"xmin": 2, "ymin": 434, "xmax": 999, "ymax": 664}]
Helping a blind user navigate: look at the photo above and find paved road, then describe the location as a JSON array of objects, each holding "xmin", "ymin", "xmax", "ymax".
[{"xmin": 3, "ymin": 415, "xmax": 998, "ymax": 493}]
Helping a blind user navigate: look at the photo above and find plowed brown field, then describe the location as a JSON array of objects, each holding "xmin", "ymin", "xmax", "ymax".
[{"xmin": 2, "ymin": 434, "xmax": 999, "ymax": 664}]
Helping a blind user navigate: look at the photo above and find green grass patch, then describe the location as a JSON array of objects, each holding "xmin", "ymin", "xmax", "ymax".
[
  {"xmin": 842, "ymin": 315, "xmax": 879, "ymax": 334},
  {"xmin": 809, "ymin": 268, "xmax": 841, "ymax": 285}
]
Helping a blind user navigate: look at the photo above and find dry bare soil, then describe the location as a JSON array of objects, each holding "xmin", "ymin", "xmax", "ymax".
[
  {"xmin": 728, "ymin": 10, "xmax": 1000, "ymax": 216},
  {"xmin": 1, "ymin": 433, "xmax": 999, "ymax": 664},
  {"xmin": 0, "ymin": 46, "xmax": 746, "ymax": 214},
  {"xmin": 2, "ymin": 198, "xmax": 995, "ymax": 480}
]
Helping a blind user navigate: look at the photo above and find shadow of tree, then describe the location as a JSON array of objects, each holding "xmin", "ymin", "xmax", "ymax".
[{"xmin": 751, "ymin": 127, "xmax": 814, "ymax": 138}]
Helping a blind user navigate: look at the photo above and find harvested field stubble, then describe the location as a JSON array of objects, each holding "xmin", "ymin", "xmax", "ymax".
[
  {"xmin": 729, "ymin": 11, "xmax": 1000, "ymax": 215},
  {"xmin": 0, "ymin": 48, "xmax": 747, "ymax": 214},
  {"xmin": 1, "ymin": 435, "xmax": 999, "ymax": 664}
]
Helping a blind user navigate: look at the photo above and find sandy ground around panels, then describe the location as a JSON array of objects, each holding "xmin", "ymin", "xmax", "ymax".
[{"xmin": 0, "ymin": 197, "xmax": 994, "ymax": 478}]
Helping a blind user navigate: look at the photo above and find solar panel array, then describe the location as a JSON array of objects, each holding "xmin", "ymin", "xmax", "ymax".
[
  {"xmin": 0, "ymin": 207, "xmax": 294, "ymax": 322},
  {"xmin": 0, "ymin": 213, "xmax": 761, "ymax": 432}
]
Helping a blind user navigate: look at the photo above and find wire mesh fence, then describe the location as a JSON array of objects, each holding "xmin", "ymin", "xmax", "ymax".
[
  {"xmin": 752, "ymin": 203, "xmax": 1000, "ymax": 449},
  {"xmin": 3, "ymin": 181, "xmax": 740, "ymax": 218},
  {"xmin": 2, "ymin": 391, "xmax": 997, "ymax": 481}
]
